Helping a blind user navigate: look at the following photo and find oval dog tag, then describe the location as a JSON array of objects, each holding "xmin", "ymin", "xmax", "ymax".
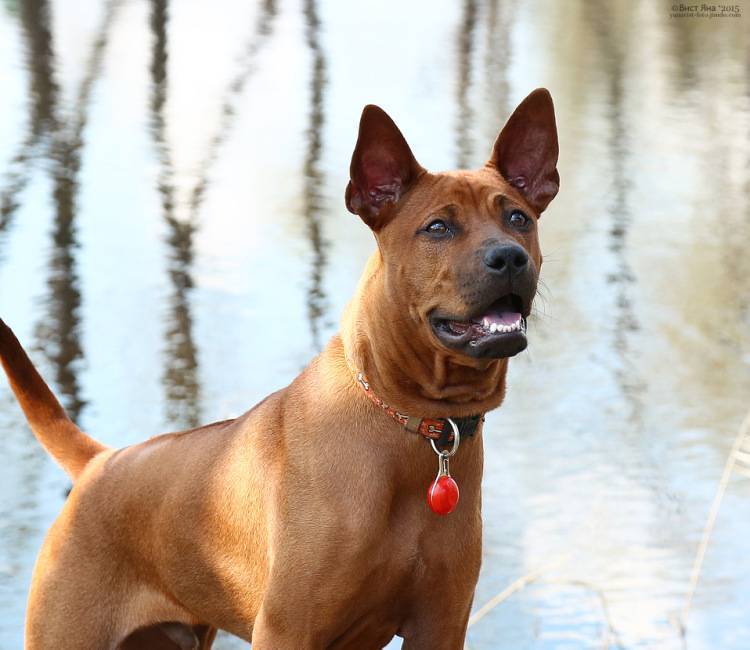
[
  {"xmin": 427, "ymin": 474, "xmax": 460, "ymax": 515},
  {"xmin": 427, "ymin": 453, "xmax": 459, "ymax": 515}
]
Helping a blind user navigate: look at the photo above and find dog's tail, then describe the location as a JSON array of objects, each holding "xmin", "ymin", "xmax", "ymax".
[{"xmin": 0, "ymin": 319, "xmax": 106, "ymax": 481}]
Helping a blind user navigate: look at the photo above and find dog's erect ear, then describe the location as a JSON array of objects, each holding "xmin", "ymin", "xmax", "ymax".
[
  {"xmin": 346, "ymin": 105, "xmax": 424, "ymax": 228},
  {"xmin": 489, "ymin": 88, "xmax": 559, "ymax": 215}
]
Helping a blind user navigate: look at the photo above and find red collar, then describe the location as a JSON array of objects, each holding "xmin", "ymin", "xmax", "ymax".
[{"xmin": 354, "ymin": 372, "xmax": 483, "ymax": 444}]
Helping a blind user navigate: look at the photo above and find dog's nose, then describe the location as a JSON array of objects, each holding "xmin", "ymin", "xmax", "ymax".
[{"xmin": 483, "ymin": 244, "xmax": 529, "ymax": 275}]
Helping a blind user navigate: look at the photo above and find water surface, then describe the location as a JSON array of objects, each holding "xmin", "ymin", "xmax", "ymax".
[{"xmin": 0, "ymin": 1, "xmax": 749, "ymax": 648}]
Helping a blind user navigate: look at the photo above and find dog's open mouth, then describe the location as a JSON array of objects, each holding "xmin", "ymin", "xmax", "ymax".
[{"xmin": 430, "ymin": 294, "xmax": 529, "ymax": 358}]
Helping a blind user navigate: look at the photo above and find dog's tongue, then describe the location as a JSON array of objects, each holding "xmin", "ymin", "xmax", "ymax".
[{"xmin": 482, "ymin": 310, "xmax": 521, "ymax": 327}]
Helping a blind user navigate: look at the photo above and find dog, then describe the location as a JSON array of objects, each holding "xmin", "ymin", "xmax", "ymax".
[{"xmin": 0, "ymin": 88, "xmax": 559, "ymax": 649}]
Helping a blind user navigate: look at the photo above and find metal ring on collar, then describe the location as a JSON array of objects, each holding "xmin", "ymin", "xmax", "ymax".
[{"xmin": 429, "ymin": 418, "xmax": 460, "ymax": 457}]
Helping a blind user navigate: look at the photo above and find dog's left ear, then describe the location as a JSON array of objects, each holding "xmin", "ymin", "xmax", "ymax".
[
  {"xmin": 489, "ymin": 88, "xmax": 559, "ymax": 215},
  {"xmin": 346, "ymin": 105, "xmax": 424, "ymax": 229}
]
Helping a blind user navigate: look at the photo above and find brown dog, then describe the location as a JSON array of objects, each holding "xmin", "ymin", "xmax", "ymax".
[{"xmin": 0, "ymin": 88, "xmax": 559, "ymax": 649}]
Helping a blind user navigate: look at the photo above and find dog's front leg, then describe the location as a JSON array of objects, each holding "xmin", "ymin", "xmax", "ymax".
[
  {"xmin": 400, "ymin": 599, "xmax": 473, "ymax": 650},
  {"xmin": 249, "ymin": 607, "xmax": 314, "ymax": 650}
]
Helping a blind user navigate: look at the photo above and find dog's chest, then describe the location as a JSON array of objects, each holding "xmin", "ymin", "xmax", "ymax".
[
  {"xmin": 287, "ymin": 540, "xmax": 426, "ymax": 647},
  {"xmin": 258, "ymin": 506, "xmax": 478, "ymax": 646}
]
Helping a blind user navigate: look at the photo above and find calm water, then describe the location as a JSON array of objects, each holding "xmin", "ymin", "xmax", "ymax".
[{"xmin": 0, "ymin": 1, "xmax": 749, "ymax": 648}]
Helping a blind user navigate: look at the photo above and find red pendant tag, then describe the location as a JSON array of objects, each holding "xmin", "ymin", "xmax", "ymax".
[
  {"xmin": 428, "ymin": 474, "xmax": 460, "ymax": 515},
  {"xmin": 427, "ymin": 452, "xmax": 460, "ymax": 515}
]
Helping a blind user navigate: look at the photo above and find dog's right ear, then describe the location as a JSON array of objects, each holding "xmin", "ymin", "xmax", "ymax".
[{"xmin": 346, "ymin": 105, "xmax": 424, "ymax": 229}]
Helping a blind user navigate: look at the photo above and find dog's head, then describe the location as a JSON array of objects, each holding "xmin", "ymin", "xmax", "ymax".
[{"xmin": 346, "ymin": 89, "xmax": 559, "ymax": 362}]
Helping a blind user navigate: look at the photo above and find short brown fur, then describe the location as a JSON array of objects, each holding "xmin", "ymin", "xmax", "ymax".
[{"xmin": 0, "ymin": 89, "xmax": 559, "ymax": 649}]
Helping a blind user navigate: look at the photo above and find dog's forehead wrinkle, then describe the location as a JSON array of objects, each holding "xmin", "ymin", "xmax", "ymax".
[
  {"xmin": 461, "ymin": 178, "xmax": 491, "ymax": 214},
  {"xmin": 426, "ymin": 172, "xmax": 497, "ymax": 212}
]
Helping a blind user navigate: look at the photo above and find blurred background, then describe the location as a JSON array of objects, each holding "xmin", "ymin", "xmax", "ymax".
[{"xmin": 0, "ymin": 0, "xmax": 749, "ymax": 648}]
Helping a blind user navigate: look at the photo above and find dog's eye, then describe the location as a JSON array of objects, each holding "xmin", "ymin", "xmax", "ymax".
[
  {"xmin": 426, "ymin": 219, "xmax": 450, "ymax": 236},
  {"xmin": 509, "ymin": 211, "xmax": 529, "ymax": 228}
]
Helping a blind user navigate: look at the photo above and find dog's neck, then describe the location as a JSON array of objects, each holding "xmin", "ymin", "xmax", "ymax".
[{"xmin": 340, "ymin": 253, "xmax": 509, "ymax": 420}]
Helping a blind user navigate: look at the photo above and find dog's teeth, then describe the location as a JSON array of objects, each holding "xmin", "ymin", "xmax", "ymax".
[
  {"xmin": 483, "ymin": 318, "xmax": 489, "ymax": 329},
  {"xmin": 490, "ymin": 323, "xmax": 497, "ymax": 333}
]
